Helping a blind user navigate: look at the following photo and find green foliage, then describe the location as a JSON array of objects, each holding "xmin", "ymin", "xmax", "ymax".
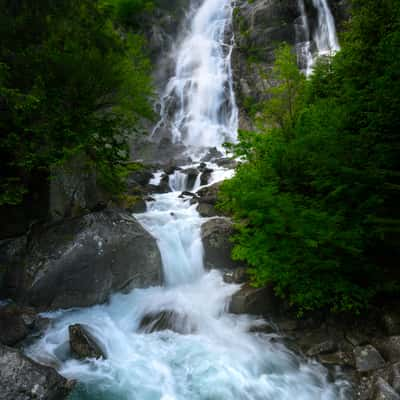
[
  {"xmin": 0, "ymin": 0, "xmax": 154, "ymax": 206},
  {"xmin": 220, "ymin": 1, "xmax": 400, "ymax": 314},
  {"xmin": 103, "ymin": 0, "xmax": 154, "ymax": 27}
]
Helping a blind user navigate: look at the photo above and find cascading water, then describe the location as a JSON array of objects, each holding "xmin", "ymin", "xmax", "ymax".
[
  {"xmin": 26, "ymin": 1, "xmax": 351, "ymax": 399},
  {"xmin": 152, "ymin": 0, "xmax": 238, "ymax": 153},
  {"xmin": 296, "ymin": 0, "xmax": 340, "ymax": 74}
]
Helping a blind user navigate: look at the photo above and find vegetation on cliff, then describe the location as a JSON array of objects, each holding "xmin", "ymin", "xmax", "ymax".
[
  {"xmin": 221, "ymin": 0, "xmax": 400, "ymax": 314},
  {"xmin": 0, "ymin": 0, "xmax": 154, "ymax": 206}
]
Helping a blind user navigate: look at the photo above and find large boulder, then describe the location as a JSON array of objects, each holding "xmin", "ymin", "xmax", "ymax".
[
  {"xmin": 201, "ymin": 217, "xmax": 237, "ymax": 270},
  {"xmin": 69, "ymin": 324, "xmax": 105, "ymax": 359},
  {"xmin": 195, "ymin": 181, "xmax": 222, "ymax": 217},
  {"xmin": 354, "ymin": 345, "xmax": 386, "ymax": 373},
  {"xmin": 373, "ymin": 378, "xmax": 400, "ymax": 400},
  {"xmin": 2, "ymin": 209, "xmax": 162, "ymax": 310},
  {"xmin": 229, "ymin": 284, "xmax": 278, "ymax": 316},
  {"xmin": 373, "ymin": 336, "xmax": 400, "ymax": 363},
  {"xmin": 0, "ymin": 344, "xmax": 73, "ymax": 400}
]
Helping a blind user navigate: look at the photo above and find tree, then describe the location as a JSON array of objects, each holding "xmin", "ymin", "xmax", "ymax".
[{"xmin": 0, "ymin": 0, "xmax": 154, "ymax": 205}]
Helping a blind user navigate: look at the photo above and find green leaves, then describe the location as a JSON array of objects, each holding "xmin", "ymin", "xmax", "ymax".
[
  {"xmin": 220, "ymin": 1, "xmax": 400, "ymax": 314},
  {"xmin": 0, "ymin": 0, "xmax": 154, "ymax": 205}
]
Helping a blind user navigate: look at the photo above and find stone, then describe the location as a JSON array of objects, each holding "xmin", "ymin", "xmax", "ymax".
[
  {"xmin": 382, "ymin": 311, "xmax": 400, "ymax": 336},
  {"xmin": 138, "ymin": 310, "xmax": 196, "ymax": 334},
  {"xmin": 200, "ymin": 168, "xmax": 213, "ymax": 186},
  {"xmin": 182, "ymin": 168, "xmax": 199, "ymax": 190},
  {"xmin": 196, "ymin": 182, "xmax": 222, "ymax": 205},
  {"xmin": 374, "ymin": 336, "xmax": 400, "ymax": 363},
  {"xmin": 354, "ymin": 345, "xmax": 386, "ymax": 372},
  {"xmin": 0, "ymin": 344, "xmax": 73, "ymax": 400},
  {"xmin": 318, "ymin": 351, "xmax": 355, "ymax": 367},
  {"xmin": 4, "ymin": 208, "xmax": 162, "ymax": 310},
  {"xmin": 389, "ymin": 362, "xmax": 400, "ymax": 393},
  {"xmin": 248, "ymin": 321, "xmax": 275, "ymax": 334},
  {"xmin": 373, "ymin": 378, "xmax": 400, "ymax": 400},
  {"xmin": 69, "ymin": 324, "xmax": 105, "ymax": 359},
  {"xmin": 0, "ymin": 306, "xmax": 29, "ymax": 346},
  {"xmin": 229, "ymin": 284, "xmax": 277, "ymax": 316},
  {"xmin": 306, "ymin": 340, "xmax": 338, "ymax": 357},
  {"xmin": 201, "ymin": 217, "xmax": 237, "ymax": 270},
  {"xmin": 197, "ymin": 203, "xmax": 218, "ymax": 218},
  {"xmin": 223, "ymin": 267, "xmax": 248, "ymax": 284}
]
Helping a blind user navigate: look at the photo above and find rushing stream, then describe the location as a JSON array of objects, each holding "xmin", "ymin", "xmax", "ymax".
[{"xmin": 27, "ymin": 0, "xmax": 350, "ymax": 399}]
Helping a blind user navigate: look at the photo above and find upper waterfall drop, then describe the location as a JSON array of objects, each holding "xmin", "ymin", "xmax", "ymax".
[
  {"xmin": 312, "ymin": 0, "xmax": 340, "ymax": 55},
  {"xmin": 297, "ymin": 0, "xmax": 340, "ymax": 74},
  {"xmin": 153, "ymin": 0, "xmax": 238, "ymax": 153}
]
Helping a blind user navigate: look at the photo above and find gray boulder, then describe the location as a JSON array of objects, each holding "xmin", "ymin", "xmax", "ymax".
[
  {"xmin": 354, "ymin": 345, "xmax": 386, "ymax": 372},
  {"xmin": 4, "ymin": 209, "xmax": 162, "ymax": 310},
  {"xmin": 374, "ymin": 378, "xmax": 400, "ymax": 400},
  {"xmin": 374, "ymin": 336, "xmax": 400, "ymax": 363},
  {"xmin": 69, "ymin": 324, "xmax": 105, "ymax": 359},
  {"xmin": 201, "ymin": 217, "xmax": 237, "ymax": 270},
  {"xmin": 229, "ymin": 284, "xmax": 278, "ymax": 316},
  {"xmin": 0, "ymin": 344, "xmax": 73, "ymax": 400}
]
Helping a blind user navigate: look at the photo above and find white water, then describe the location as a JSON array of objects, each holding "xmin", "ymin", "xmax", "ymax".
[
  {"xmin": 297, "ymin": 0, "xmax": 340, "ymax": 74},
  {"xmin": 26, "ymin": 1, "xmax": 350, "ymax": 399},
  {"xmin": 152, "ymin": 0, "xmax": 238, "ymax": 152}
]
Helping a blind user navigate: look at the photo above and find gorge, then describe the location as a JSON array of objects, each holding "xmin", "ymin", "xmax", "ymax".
[
  {"xmin": 26, "ymin": 0, "xmax": 349, "ymax": 399},
  {"xmin": 1, "ymin": 1, "xmax": 400, "ymax": 400}
]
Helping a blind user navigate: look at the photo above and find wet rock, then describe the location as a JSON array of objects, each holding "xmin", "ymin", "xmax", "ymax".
[
  {"xmin": 0, "ymin": 344, "xmax": 73, "ymax": 400},
  {"xmin": 200, "ymin": 168, "xmax": 213, "ymax": 186},
  {"xmin": 223, "ymin": 267, "xmax": 248, "ymax": 284},
  {"xmin": 126, "ymin": 168, "xmax": 153, "ymax": 187},
  {"xmin": 306, "ymin": 340, "xmax": 338, "ymax": 357},
  {"xmin": 229, "ymin": 284, "xmax": 278, "ymax": 316},
  {"xmin": 139, "ymin": 310, "xmax": 196, "ymax": 334},
  {"xmin": 215, "ymin": 157, "xmax": 238, "ymax": 169},
  {"xmin": 201, "ymin": 147, "xmax": 223, "ymax": 162},
  {"xmin": 197, "ymin": 203, "xmax": 218, "ymax": 218},
  {"xmin": 201, "ymin": 217, "xmax": 237, "ymax": 269},
  {"xmin": 182, "ymin": 168, "xmax": 199, "ymax": 190},
  {"xmin": 318, "ymin": 351, "xmax": 355, "ymax": 367},
  {"xmin": 373, "ymin": 378, "xmax": 400, "ymax": 400},
  {"xmin": 179, "ymin": 191, "xmax": 198, "ymax": 199},
  {"xmin": 69, "ymin": 324, "xmax": 105, "ymax": 359},
  {"xmin": 248, "ymin": 321, "xmax": 276, "ymax": 334},
  {"xmin": 0, "ymin": 305, "xmax": 48, "ymax": 346},
  {"xmin": 197, "ymin": 181, "xmax": 222, "ymax": 205},
  {"xmin": 7, "ymin": 209, "xmax": 162, "ymax": 310},
  {"xmin": 374, "ymin": 336, "xmax": 400, "ymax": 363},
  {"xmin": 354, "ymin": 345, "xmax": 385, "ymax": 372}
]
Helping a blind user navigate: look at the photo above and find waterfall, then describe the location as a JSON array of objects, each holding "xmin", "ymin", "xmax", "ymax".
[
  {"xmin": 25, "ymin": 1, "xmax": 350, "ymax": 399},
  {"xmin": 297, "ymin": 0, "xmax": 340, "ymax": 74},
  {"xmin": 152, "ymin": 0, "xmax": 238, "ymax": 153}
]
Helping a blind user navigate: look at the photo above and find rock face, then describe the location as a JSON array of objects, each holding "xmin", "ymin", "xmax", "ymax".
[
  {"xmin": 229, "ymin": 284, "xmax": 278, "ymax": 316},
  {"xmin": 201, "ymin": 217, "xmax": 237, "ymax": 270},
  {"xmin": 374, "ymin": 378, "xmax": 400, "ymax": 400},
  {"xmin": 195, "ymin": 182, "xmax": 222, "ymax": 217},
  {"xmin": 2, "ymin": 208, "xmax": 162, "ymax": 310},
  {"xmin": 231, "ymin": 0, "xmax": 349, "ymax": 128},
  {"xmin": 0, "ymin": 344, "xmax": 72, "ymax": 400},
  {"xmin": 354, "ymin": 345, "xmax": 386, "ymax": 372},
  {"xmin": 69, "ymin": 324, "xmax": 105, "ymax": 359}
]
